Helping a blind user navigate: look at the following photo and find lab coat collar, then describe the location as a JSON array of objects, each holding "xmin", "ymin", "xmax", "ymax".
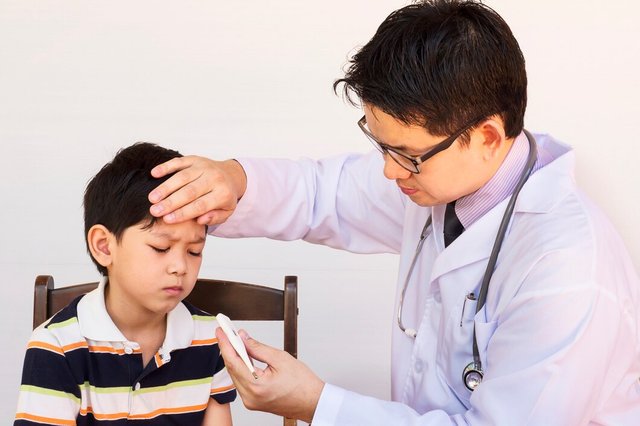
[
  {"xmin": 431, "ymin": 137, "xmax": 575, "ymax": 280},
  {"xmin": 77, "ymin": 277, "xmax": 194, "ymax": 353}
]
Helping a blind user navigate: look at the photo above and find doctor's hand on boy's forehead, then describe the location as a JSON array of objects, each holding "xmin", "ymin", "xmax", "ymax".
[{"xmin": 148, "ymin": 155, "xmax": 248, "ymax": 226}]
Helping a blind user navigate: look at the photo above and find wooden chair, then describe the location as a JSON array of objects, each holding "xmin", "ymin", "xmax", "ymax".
[{"xmin": 33, "ymin": 274, "xmax": 298, "ymax": 426}]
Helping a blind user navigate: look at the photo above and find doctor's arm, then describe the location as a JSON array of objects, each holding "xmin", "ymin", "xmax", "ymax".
[
  {"xmin": 151, "ymin": 152, "xmax": 405, "ymax": 253},
  {"xmin": 215, "ymin": 328, "xmax": 465, "ymax": 425},
  {"xmin": 215, "ymin": 282, "xmax": 634, "ymax": 425}
]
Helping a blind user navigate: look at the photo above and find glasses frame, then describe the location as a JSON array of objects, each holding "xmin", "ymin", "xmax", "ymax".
[{"xmin": 358, "ymin": 115, "xmax": 485, "ymax": 174}]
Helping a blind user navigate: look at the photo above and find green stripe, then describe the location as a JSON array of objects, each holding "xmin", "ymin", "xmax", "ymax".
[
  {"xmin": 135, "ymin": 377, "xmax": 212, "ymax": 394},
  {"xmin": 79, "ymin": 377, "xmax": 212, "ymax": 395},
  {"xmin": 47, "ymin": 317, "xmax": 79, "ymax": 330},
  {"xmin": 81, "ymin": 382, "xmax": 130, "ymax": 394},
  {"xmin": 193, "ymin": 314, "xmax": 216, "ymax": 322},
  {"xmin": 20, "ymin": 385, "xmax": 81, "ymax": 404}
]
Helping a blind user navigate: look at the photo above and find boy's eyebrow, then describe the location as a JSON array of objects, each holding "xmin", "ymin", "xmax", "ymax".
[{"xmin": 151, "ymin": 231, "xmax": 206, "ymax": 244}]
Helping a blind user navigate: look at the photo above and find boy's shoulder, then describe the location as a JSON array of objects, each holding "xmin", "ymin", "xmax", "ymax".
[
  {"xmin": 48, "ymin": 294, "xmax": 84, "ymax": 324},
  {"xmin": 179, "ymin": 300, "xmax": 221, "ymax": 340},
  {"xmin": 30, "ymin": 295, "xmax": 85, "ymax": 347},
  {"xmin": 180, "ymin": 299, "xmax": 214, "ymax": 318}
]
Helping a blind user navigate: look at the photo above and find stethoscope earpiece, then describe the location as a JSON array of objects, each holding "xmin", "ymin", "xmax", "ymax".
[{"xmin": 404, "ymin": 328, "xmax": 417, "ymax": 338}]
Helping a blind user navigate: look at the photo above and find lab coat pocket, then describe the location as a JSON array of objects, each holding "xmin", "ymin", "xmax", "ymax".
[{"xmin": 473, "ymin": 313, "xmax": 498, "ymax": 368}]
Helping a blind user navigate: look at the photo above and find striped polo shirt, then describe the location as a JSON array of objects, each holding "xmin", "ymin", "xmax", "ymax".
[{"xmin": 15, "ymin": 278, "xmax": 236, "ymax": 425}]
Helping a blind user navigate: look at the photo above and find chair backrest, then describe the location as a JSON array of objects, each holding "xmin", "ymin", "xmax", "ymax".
[{"xmin": 33, "ymin": 274, "xmax": 298, "ymax": 426}]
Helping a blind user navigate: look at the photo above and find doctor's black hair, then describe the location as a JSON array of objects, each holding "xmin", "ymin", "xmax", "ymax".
[
  {"xmin": 83, "ymin": 142, "xmax": 183, "ymax": 275},
  {"xmin": 334, "ymin": 0, "xmax": 527, "ymax": 140}
]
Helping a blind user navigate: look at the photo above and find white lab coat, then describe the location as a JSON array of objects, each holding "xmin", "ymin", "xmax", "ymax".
[{"xmin": 213, "ymin": 133, "xmax": 640, "ymax": 425}]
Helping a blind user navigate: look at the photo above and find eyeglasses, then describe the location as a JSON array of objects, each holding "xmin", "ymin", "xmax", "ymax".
[{"xmin": 358, "ymin": 115, "xmax": 484, "ymax": 174}]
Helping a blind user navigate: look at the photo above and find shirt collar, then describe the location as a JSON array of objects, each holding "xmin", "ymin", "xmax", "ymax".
[
  {"xmin": 455, "ymin": 131, "xmax": 550, "ymax": 228},
  {"xmin": 77, "ymin": 277, "xmax": 194, "ymax": 353}
]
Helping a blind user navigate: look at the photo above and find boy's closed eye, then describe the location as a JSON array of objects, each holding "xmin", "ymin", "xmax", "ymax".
[
  {"xmin": 150, "ymin": 245, "xmax": 170, "ymax": 253},
  {"xmin": 149, "ymin": 245, "xmax": 203, "ymax": 257}
]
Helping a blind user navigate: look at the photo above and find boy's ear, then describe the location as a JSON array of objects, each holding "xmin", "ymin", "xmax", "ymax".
[{"xmin": 87, "ymin": 225, "xmax": 114, "ymax": 268}]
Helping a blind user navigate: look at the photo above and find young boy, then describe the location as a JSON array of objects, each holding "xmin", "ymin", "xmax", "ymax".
[{"xmin": 15, "ymin": 143, "xmax": 236, "ymax": 425}]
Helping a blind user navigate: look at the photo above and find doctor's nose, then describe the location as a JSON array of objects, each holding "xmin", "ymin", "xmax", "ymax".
[{"xmin": 383, "ymin": 154, "xmax": 413, "ymax": 181}]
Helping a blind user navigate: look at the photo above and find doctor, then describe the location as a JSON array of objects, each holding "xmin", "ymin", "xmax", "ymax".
[{"xmin": 148, "ymin": 1, "xmax": 640, "ymax": 424}]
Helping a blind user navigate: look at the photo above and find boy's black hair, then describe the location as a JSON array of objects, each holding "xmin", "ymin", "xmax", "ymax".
[
  {"xmin": 83, "ymin": 142, "xmax": 183, "ymax": 275},
  {"xmin": 334, "ymin": 0, "xmax": 527, "ymax": 139}
]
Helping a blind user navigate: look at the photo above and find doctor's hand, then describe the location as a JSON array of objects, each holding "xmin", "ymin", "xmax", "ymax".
[
  {"xmin": 215, "ymin": 328, "xmax": 325, "ymax": 423},
  {"xmin": 148, "ymin": 156, "xmax": 247, "ymax": 225}
]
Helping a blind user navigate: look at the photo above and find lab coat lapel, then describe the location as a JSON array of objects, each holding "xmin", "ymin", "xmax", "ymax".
[
  {"xmin": 430, "ymin": 201, "xmax": 504, "ymax": 281},
  {"xmin": 429, "ymin": 144, "xmax": 575, "ymax": 282}
]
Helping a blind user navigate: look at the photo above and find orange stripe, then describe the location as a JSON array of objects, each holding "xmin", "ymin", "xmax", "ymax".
[
  {"xmin": 128, "ymin": 404, "xmax": 208, "ymax": 419},
  {"xmin": 27, "ymin": 340, "xmax": 89, "ymax": 354},
  {"xmin": 87, "ymin": 345, "xmax": 120, "ymax": 354},
  {"xmin": 80, "ymin": 404, "xmax": 208, "ymax": 420},
  {"xmin": 88, "ymin": 345, "xmax": 141, "ymax": 355},
  {"xmin": 191, "ymin": 338, "xmax": 218, "ymax": 346},
  {"xmin": 62, "ymin": 341, "xmax": 89, "ymax": 352},
  {"xmin": 211, "ymin": 384, "xmax": 235, "ymax": 394},
  {"xmin": 154, "ymin": 353, "xmax": 163, "ymax": 366},
  {"xmin": 79, "ymin": 407, "xmax": 128, "ymax": 420},
  {"xmin": 27, "ymin": 341, "xmax": 64, "ymax": 355},
  {"xmin": 15, "ymin": 412, "xmax": 75, "ymax": 425}
]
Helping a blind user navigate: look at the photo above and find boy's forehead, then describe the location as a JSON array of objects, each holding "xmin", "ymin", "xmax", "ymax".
[{"xmin": 144, "ymin": 219, "xmax": 207, "ymax": 242}]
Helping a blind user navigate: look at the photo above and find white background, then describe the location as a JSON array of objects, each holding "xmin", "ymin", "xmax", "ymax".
[{"xmin": 1, "ymin": 1, "xmax": 638, "ymax": 424}]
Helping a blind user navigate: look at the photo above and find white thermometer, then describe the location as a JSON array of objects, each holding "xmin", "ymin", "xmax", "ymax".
[{"xmin": 216, "ymin": 313, "xmax": 258, "ymax": 379}]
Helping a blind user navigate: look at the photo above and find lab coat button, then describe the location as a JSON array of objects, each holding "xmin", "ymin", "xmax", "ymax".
[
  {"xmin": 134, "ymin": 382, "xmax": 141, "ymax": 391},
  {"xmin": 124, "ymin": 346, "xmax": 133, "ymax": 354},
  {"xmin": 415, "ymin": 361, "xmax": 423, "ymax": 373}
]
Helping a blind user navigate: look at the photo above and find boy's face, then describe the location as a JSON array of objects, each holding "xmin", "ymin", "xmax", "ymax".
[{"xmin": 106, "ymin": 219, "xmax": 206, "ymax": 316}]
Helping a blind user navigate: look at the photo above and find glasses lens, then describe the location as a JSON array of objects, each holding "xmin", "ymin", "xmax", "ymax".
[
  {"xmin": 367, "ymin": 135, "xmax": 385, "ymax": 154},
  {"xmin": 358, "ymin": 116, "xmax": 419, "ymax": 173},
  {"xmin": 387, "ymin": 150, "xmax": 419, "ymax": 173}
]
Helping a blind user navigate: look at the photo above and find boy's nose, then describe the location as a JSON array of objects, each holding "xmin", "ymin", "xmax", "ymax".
[{"xmin": 168, "ymin": 254, "xmax": 188, "ymax": 275}]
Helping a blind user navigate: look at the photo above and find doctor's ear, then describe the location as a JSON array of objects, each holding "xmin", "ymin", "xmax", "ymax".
[
  {"xmin": 475, "ymin": 118, "xmax": 507, "ymax": 161},
  {"xmin": 87, "ymin": 225, "xmax": 115, "ymax": 268}
]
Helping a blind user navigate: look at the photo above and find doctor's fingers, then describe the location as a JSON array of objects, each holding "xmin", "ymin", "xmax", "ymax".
[
  {"xmin": 149, "ymin": 159, "xmax": 239, "ymax": 224},
  {"xmin": 166, "ymin": 190, "xmax": 237, "ymax": 226},
  {"xmin": 149, "ymin": 155, "xmax": 207, "ymax": 201},
  {"xmin": 237, "ymin": 331, "xmax": 324, "ymax": 422},
  {"xmin": 215, "ymin": 328, "xmax": 284, "ymax": 414},
  {"xmin": 215, "ymin": 328, "xmax": 266, "ymax": 382},
  {"xmin": 237, "ymin": 330, "xmax": 289, "ymax": 366}
]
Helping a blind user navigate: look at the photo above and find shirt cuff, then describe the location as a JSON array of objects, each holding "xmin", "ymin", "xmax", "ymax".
[
  {"xmin": 209, "ymin": 157, "xmax": 257, "ymax": 236},
  {"xmin": 311, "ymin": 383, "xmax": 345, "ymax": 426}
]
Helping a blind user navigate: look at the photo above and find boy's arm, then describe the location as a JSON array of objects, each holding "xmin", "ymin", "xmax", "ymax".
[
  {"xmin": 15, "ymin": 328, "xmax": 81, "ymax": 425},
  {"xmin": 201, "ymin": 398, "xmax": 232, "ymax": 426},
  {"xmin": 201, "ymin": 334, "xmax": 236, "ymax": 425}
]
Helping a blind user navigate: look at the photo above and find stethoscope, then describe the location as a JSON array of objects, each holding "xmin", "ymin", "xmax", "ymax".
[{"xmin": 397, "ymin": 130, "xmax": 538, "ymax": 392}]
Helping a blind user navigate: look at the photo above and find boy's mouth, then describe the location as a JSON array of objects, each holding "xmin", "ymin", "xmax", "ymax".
[{"xmin": 163, "ymin": 286, "xmax": 183, "ymax": 296}]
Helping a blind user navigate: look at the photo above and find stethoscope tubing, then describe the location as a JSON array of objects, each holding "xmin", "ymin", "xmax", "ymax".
[
  {"xmin": 471, "ymin": 129, "xmax": 538, "ymax": 367},
  {"xmin": 397, "ymin": 129, "xmax": 539, "ymax": 390},
  {"xmin": 397, "ymin": 215, "xmax": 432, "ymax": 339}
]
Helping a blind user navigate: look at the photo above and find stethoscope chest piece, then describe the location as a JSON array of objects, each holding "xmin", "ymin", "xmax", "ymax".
[{"xmin": 462, "ymin": 361, "xmax": 483, "ymax": 391}]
